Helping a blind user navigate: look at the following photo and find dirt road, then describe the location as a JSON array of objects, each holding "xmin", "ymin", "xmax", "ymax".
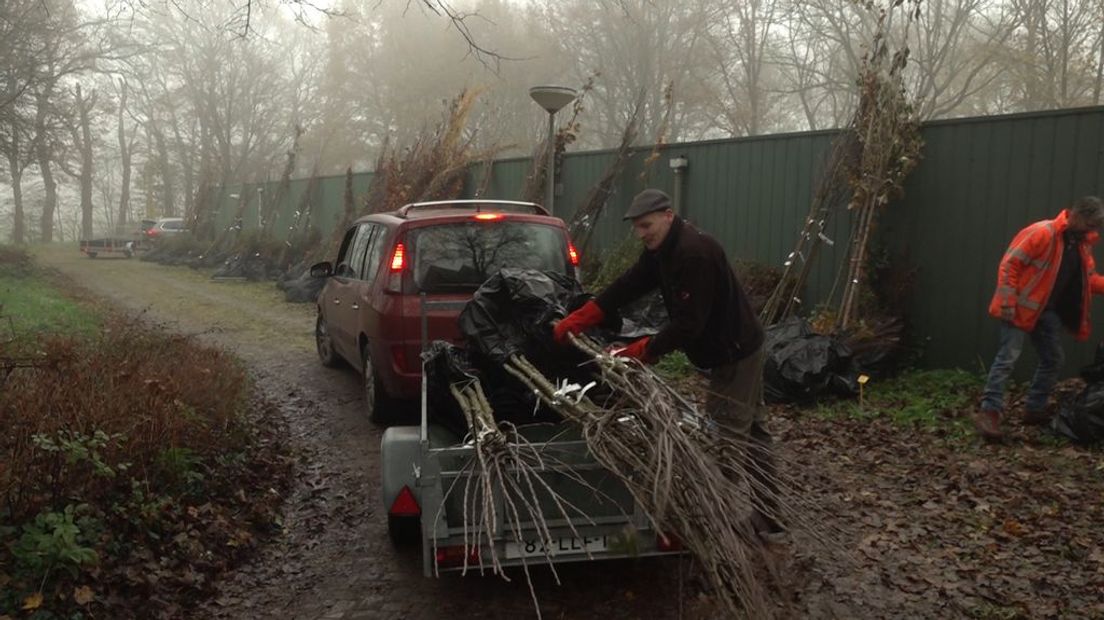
[
  {"xmin": 36, "ymin": 246, "xmax": 1104, "ymax": 620},
  {"xmin": 35, "ymin": 246, "xmax": 691, "ymax": 620}
]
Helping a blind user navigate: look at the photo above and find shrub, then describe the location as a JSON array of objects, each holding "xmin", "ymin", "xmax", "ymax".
[{"xmin": 0, "ymin": 248, "xmax": 289, "ymax": 618}]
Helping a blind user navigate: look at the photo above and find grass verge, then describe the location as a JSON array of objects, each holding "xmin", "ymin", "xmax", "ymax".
[{"xmin": 814, "ymin": 368, "xmax": 984, "ymax": 439}]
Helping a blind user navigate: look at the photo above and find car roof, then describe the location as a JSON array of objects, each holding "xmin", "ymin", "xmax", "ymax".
[{"xmin": 353, "ymin": 200, "xmax": 566, "ymax": 229}]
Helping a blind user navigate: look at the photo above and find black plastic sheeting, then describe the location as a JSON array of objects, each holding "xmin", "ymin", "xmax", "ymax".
[
  {"xmin": 425, "ymin": 268, "xmax": 625, "ymax": 434},
  {"xmin": 458, "ymin": 268, "xmax": 591, "ymax": 365},
  {"xmin": 211, "ymin": 254, "xmax": 283, "ymax": 281},
  {"xmin": 277, "ymin": 266, "xmax": 327, "ymax": 303},
  {"xmin": 610, "ymin": 291, "xmax": 668, "ymax": 341},
  {"xmin": 763, "ymin": 317, "xmax": 859, "ymax": 404},
  {"xmin": 423, "ymin": 340, "xmax": 572, "ymax": 436},
  {"xmin": 1050, "ymin": 343, "xmax": 1104, "ymax": 445}
]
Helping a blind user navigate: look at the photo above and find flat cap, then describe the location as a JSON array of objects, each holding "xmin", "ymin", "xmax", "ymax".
[{"xmin": 623, "ymin": 189, "xmax": 673, "ymax": 221}]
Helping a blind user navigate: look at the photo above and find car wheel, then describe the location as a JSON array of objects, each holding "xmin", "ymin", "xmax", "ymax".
[
  {"xmin": 363, "ymin": 348, "xmax": 394, "ymax": 424},
  {"xmin": 87, "ymin": 252, "xmax": 97, "ymax": 259},
  {"xmin": 387, "ymin": 515, "xmax": 420, "ymax": 546},
  {"xmin": 315, "ymin": 316, "xmax": 341, "ymax": 368}
]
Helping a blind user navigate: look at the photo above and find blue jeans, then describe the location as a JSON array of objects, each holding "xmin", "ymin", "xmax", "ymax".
[{"xmin": 981, "ymin": 310, "xmax": 1065, "ymax": 413}]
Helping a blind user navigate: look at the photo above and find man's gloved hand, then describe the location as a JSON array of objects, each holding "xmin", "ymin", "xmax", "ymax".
[
  {"xmin": 1000, "ymin": 304, "xmax": 1015, "ymax": 322},
  {"xmin": 613, "ymin": 336, "xmax": 653, "ymax": 363},
  {"xmin": 553, "ymin": 300, "xmax": 605, "ymax": 344}
]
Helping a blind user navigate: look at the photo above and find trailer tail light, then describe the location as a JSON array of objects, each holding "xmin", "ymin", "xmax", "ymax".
[
  {"xmin": 389, "ymin": 243, "xmax": 406, "ymax": 272},
  {"xmin": 390, "ymin": 485, "xmax": 420, "ymax": 517},
  {"xmin": 568, "ymin": 242, "xmax": 580, "ymax": 266},
  {"xmin": 435, "ymin": 544, "xmax": 480, "ymax": 569},
  {"xmin": 473, "ymin": 213, "xmax": 503, "ymax": 221},
  {"xmin": 656, "ymin": 532, "xmax": 682, "ymax": 552}
]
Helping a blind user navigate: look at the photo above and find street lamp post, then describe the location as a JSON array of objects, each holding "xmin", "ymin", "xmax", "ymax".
[{"xmin": 528, "ymin": 86, "xmax": 577, "ymax": 216}]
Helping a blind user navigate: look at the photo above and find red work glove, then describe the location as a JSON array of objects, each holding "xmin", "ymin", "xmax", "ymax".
[
  {"xmin": 614, "ymin": 337, "xmax": 653, "ymax": 363},
  {"xmin": 554, "ymin": 300, "xmax": 605, "ymax": 344}
]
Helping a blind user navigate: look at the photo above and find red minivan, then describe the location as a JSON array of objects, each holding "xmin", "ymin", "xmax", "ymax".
[{"xmin": 311, "ymin": 200, "xmax": 580, "ymax": 423}]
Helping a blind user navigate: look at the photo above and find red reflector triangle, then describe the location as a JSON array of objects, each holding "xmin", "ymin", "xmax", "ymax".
[{"xmin": 391, "ymin": 485, "xmax": 420, "ymax": 516}]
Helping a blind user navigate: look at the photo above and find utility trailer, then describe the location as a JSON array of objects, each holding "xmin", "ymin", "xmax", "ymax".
[
  {"xmin": 379, "ymin": 296, "xmax": 682, "ymax": 576},
  {"xmin": 79, "ymin": 237, "xmax": 135, "ymax": 259}
]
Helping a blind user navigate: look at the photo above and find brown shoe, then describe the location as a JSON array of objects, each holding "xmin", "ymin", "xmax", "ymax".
[
  {"xmin": 974, "ymin": 409, "xmax": 1004, "ymax": 442},
  {"xmin": 1023, "ymin": 409, "xmax": 1052, "ymax": 426}
]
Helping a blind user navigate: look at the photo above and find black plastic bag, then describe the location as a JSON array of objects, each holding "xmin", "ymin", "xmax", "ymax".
[
  {"xmin": 1050, "ymin": 343, "xmax": 1104, "ymax": 444},
  {"xmin": 1051, "ymin": 383, "xmax": 1104, "ymax": 445},
  {"xmin": 456, "ymin": 268, "xmax": 606, "ymax": 424},
  {"xmin": 423, "ymin": 340, "xmax": 482, "ymax": 437},
  {"xmin": 423, "ymin": 339, "xmax": 565, "ymax": 433},
  {"xmin": 1080, "ymin": 341, "xmax": 1104, "ymax": 383},
  {"xmin": 458, "ymin": 268, "xmax": 589, "ymax": 365},
  {"xmin": 279, "ymin": 267, "xmax": 327, "ymax": 303},
  {"xmin": 614, "ymin": 291, "xmax": 669, "ymax": 340},
  {"xmin": 763, "ymin": 317, "xmax": 859, "ymax": 404}
]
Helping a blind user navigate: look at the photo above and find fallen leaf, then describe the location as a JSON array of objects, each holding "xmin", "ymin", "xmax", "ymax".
[
  {"xmin": 1002, "ymin": 519, "xmax": 1025, "ymax": 537},
  {"xmin": 74, "ymin": 585, "xmax": 94, "ymax": 605},
  {"xmin": 22, "ymin": 592, "xmax": 43, "ymax": 610}
]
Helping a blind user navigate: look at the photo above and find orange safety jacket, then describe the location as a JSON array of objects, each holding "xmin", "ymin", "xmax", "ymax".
[{"xmin": 989, "ymin": 209, "xmax": 1104, "ymax": 341}]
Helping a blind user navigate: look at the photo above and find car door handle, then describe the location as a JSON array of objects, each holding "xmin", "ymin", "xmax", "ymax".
[
  {"xmin": 351, "ymin": 303, "xmax": 359, "ymax": 310},
  {"xmin": 333, "ymin": 299, "xmax": 340, "ymax": 305}
]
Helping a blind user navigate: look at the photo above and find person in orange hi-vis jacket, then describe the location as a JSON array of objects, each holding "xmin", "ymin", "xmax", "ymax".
[{"xmin": 976, "ymin": 196, "xmax": 1104, "ymax": 441}]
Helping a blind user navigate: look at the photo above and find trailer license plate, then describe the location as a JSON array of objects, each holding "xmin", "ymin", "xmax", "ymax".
[{"xmin": 505, "ymin": 535, "xmax": 608, "ymax": 559}]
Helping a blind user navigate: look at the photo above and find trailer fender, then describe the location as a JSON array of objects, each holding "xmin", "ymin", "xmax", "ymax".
[{"xmin": 380, "ymin": 426, "xmax": 422, "ymax": 514}]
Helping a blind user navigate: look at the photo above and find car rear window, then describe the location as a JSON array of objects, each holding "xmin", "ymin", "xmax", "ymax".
[{"xmin": 410, "ymin": 221, "xmax": 567, "ymax": 292}]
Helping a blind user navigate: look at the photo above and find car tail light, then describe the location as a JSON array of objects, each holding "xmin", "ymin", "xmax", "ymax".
[
  {"xmin": 568, "ymin": 242, "xmax": 580, "ymax": 266},
  {"xmin": 435, "ymin": 544, "xmax": 480, "ymax": 568},
  {"xmin": 473, "ymin": 213, "xmax": 503, "ymax": 221},
  {"xmin": 656, "ymin": 532, "xmax": 682, "ymax": 552},
  {"xmin": 390, "ymin": 485, "xmax": 420, "ymax": 517},
  {"xmin": 389, "ymin": 243, "xmax": 406, "ymax": 272},
  {"xmin": 146, "ymin": 228, "xmax": 160, "ymax": 237}
]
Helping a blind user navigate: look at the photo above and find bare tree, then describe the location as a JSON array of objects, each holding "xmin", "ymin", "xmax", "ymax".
[
  {"xmin": 906, "ymin": 0, "xmax": 1020, "ymax": 118},
  {"xmin": 542, "ymin": 0, "xmax": 720, "ymax": 146},
  {"xmin": 701, "ymin": 0, "xmax": 784, "ymax": 136},
  {"xmin": 62, "ymin": 83, "xmax": 98, "ymax": 240},
  {"xmin": 114, "ymin": 78, "xmax": 138, "ymax": 227},
  {"xmin": 1003, "ymin": 0, "xmax": 1102, "ymax": 109},
  {"xmin": 1, "ymin": 0, "xmax": 55, "ymax": 243}
]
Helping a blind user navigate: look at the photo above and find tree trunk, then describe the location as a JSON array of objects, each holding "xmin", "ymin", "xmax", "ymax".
[
  {"xmin": 37, "ymin": 149, "xmax": 57, "ymax": 243},
  {"xmin": 167, "ymin": 106, "xmax": 194, "ymax": 220},
  {"xmin": 117, "ymin": 81, "xmax": 132, "ymax": 228},
  {"xmin": 154, "ymin": 129, "xmax": 175, "ymax": 216},
  {"xmin": 8, "ymin": 151, "xmax": 25, "ymax": 244},
  {"xmin": 76, "ymin": 84, "xmax": 95, "ymax": 240},
  {"xmin": 35, "ymin": 86, "xmax": 58, "ymax": 242}
]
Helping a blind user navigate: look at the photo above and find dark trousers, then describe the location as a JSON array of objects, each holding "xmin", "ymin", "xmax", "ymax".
[{"xmin": 704, "ymin": 346, "xmax": 779, "ymax": 521}]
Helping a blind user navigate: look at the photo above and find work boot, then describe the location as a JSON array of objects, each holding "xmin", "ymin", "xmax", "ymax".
[
  {"xmin": 973, "ymin": 408, "xmax": 1004, "ymax": 442},
  {"xmin": 1022, "ymin": 408, "xmax": 1052, "ymax": 426}
]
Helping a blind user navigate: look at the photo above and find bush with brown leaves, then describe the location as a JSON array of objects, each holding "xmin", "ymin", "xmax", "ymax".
[{"xmin": 0, "ymin": 320, "xmax": 290, "ymax": 618}]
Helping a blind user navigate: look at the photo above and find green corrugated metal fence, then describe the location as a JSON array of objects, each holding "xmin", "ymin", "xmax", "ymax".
[{"xmin": 210, "ymin": 105, "xmax": 1104, "ymax": 375}]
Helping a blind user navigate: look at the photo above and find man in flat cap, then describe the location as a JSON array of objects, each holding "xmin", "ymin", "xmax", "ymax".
[{"xmin": 554, "ymin": 188, "xmax": 781, "ymax": 535}]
